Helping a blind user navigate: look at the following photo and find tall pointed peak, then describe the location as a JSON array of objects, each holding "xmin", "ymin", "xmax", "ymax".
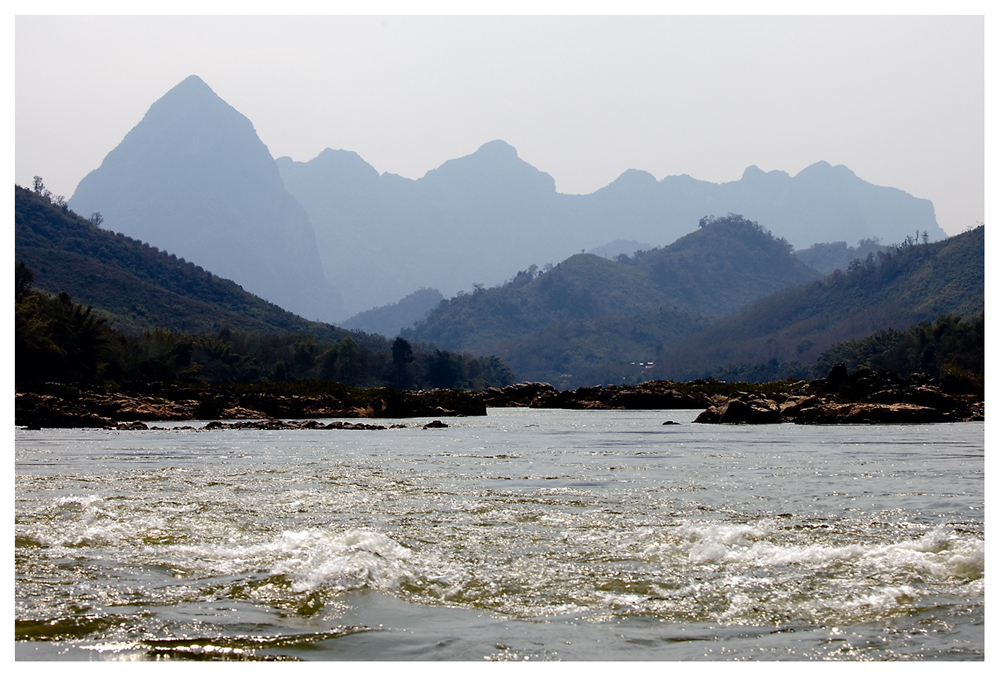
[
  {"xmin": 67, "ymin": 74, "xmax": 344, "ymax": 322},
  {"xmin": 154, "ymin": 74, "xmax": 224, "ymax": 105},
  {"xmin": 174, "ymin": 74, "xmax": 211, "ymax": 90},
  {"xmin": 139, "ymin": 75, "xmax": 243, "ymax": 127}
]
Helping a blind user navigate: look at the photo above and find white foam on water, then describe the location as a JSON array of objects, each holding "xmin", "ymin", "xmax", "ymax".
[
  {"xmin": 269, "ymin": 528, "xmax": 417, "ymax": 593},
  {"xmin": 166, "ymin": 527, "xmax": 471, "ymax": 601},
  {"xmin": 25, "ymin": 494, "xmax": 166, "ymax": 548},
  {"xmin": 640, "ymin": 519, "xmax": 983, "ymax": 582},
  {"xmin": 621, "ymin": 518, "xmax": 986, "ymax": 626}
]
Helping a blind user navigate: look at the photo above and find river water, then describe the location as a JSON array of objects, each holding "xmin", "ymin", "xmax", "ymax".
[{"xmin": 14, "ymin": 408, "xmax": 984, "ymax": 661}]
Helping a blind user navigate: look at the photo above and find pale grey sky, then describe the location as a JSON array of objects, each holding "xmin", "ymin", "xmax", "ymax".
[{"xmin": 14, "ymin": 11, "xmax": 985, "ymax": 236}]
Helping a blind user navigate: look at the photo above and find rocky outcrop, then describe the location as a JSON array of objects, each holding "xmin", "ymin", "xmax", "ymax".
[
  {"xmin": 15, "ymin": 384, "xmax": 487, "ymax": 429},
  {"xmin": 15, "ymin": 393, "xmax": 117, "ymax": 429},
  {"xmin": 478, "ymin": 382, "xmax": 560, "ymax": 407},
  {"xmin": 200, "ymin": 419, "xmax": 397, "ymax": 431},
  {"xmin": 694, "ymin": 393, "xmax": 783, "ymax": 424},
  {"xmin": 694, "ymin": 365, "xmax": 983, "ymax": 425},
  {"xmin": 480, "ymin": 380, "xmax": 711, "ymax": 410},
  {"xmin": 368, "ymin": 389, "xmax": 487, "ymax": 418}
]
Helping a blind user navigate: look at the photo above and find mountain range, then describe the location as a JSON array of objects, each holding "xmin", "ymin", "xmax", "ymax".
[
  {"xmin": 69, "ymin": 76, "xmax": 343, "ymax": 323},
  {"xmin": 16, "ymin": 181, "xmax": 982, "ymax": 390},
  {"xmin": 404, "ymin": 214, "xmax": 821, "ymax": 354},
  {"xmin": 399, "ymin": 215, "xmax": 982, "ymax": 388},
  {"xmin": 280, "ymin": 142, "xmax": 944, "ymax": 317},
  {"xmin": 67, "ymin": 75, "xmax": 944, "ymax": 323}
]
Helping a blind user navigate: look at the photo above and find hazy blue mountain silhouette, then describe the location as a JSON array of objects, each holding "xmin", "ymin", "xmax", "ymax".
[
  {"xmin": 277, "ymin": 140, "xmax": 562, "ymax": 316},
  {"xmin": 279, "ymin": 142, "xmax": 942, "ymax": 316},
  {"xmin": 69, "ymin": 75, "xmax": 343, "ymax": 322},
  {"xmin": 588, "ymin": 239, "xmax": 654, "ymax": 260},
  {"xmin": 340, "ymin": 287, "xmax": 445, "ymax": 338},
  {"xmin": 67, "ymin": 75, "xmax": 941, "ymax": 324}
]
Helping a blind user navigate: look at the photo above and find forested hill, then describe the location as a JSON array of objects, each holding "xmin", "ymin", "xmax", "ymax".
[
  {"xmin": 623, "ymin": 214, "xmax": 823, "ymax": 314},
  {"xmin": 15, "ymin": 185, "xmax": 364, "ymax": 346},
  {"xmin": 404, "ymin": 214, "xmax": 822, "ymax": 357},
  {"xmin": 280, "ymin": 139, "xmax": 942, "ymax": 316},
  {"xmin": 655, "ymin": 225, "xmax": 985, "ymax": 380}
]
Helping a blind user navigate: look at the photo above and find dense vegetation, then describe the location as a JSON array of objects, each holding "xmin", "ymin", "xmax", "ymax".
[
  {"xmin": 793, "ymin": 237, "xmax": 889, "ymax": 275},
  {"xmin": 404, "ymin": 215, "xmax": 822, "ymax": 384},
  {"xmin": 15, "ymin": 183, "xmax": 516, "ymax": 392},
  {"xmin": 487, "ymin": 307, "xmax": 709, "ymax": 390},
  {"xmin": 16, "ymin": 184, "xmax": 357, "ymax": 342},
  {"xmin": 815, "ymin": 312, "xmax": 984, "ymax": 381},
  {"xmin": 623, "ymin": 214, "xmax": 823, "ymax": 313},
  {"xmin": 657, "ymin": 226, "xmax": 984, "ymax": 381},
  {"xmin": 15, "ymin": 263, "xmax": 515, "ymax": 391}
]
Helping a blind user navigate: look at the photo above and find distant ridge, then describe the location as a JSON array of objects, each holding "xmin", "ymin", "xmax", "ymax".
[
  {"xmin": 402, "ymin": 214, "xmax": 824, "ymax": 386},
  {"xmin": 398, "ymin": 216, "xmax": 980, "ymax": 388},
  {"xmin": 64, "ymin": 75, "xmax": 945, "ymax": 323},
  {"xmin": 340, "ymin": 287, "xmax": 445, "ymax": 338},
  {"xmin": 280, "ymin": 142, "xmax": 943, "ymax": 316},
  {"xmin": 69, "ymin": 75, "xmax": 343, "ymax": 322}
]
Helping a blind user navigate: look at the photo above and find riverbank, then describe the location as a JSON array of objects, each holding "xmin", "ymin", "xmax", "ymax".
[{"xmin": 14, "ymin": 365, "xmax": 982, "ymax": 429}]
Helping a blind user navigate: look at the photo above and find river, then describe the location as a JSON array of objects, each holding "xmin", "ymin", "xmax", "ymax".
[{"xmin": 14, "ymin": 408, "xmax": 984, "ymax": 661}]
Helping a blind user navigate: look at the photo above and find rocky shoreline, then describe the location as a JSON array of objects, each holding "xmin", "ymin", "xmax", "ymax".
[
  {"xmin": 14, "ymin": 384, "xmax": 486, "ymax": 430},
  {"xmin": 692, "ymin": 365, "xmax": 983, "ymax": 424},
  {"xmin": 14, "ymin": 365, "xmax": 982, "ymax": 430}
]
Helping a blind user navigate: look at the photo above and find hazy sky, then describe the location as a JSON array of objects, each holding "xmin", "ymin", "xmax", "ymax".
[{"xmin": 15, "ymin": 11, "xmax": 985, "ymax": 236}]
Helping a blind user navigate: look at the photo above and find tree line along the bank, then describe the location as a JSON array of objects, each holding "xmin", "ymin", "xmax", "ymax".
[{"xmin": 15, "ymin": 261, "xmax": 517, "ymax": 393}]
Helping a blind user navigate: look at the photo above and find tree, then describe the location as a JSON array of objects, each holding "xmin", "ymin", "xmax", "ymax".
[
  {"xmin": 15, "ymin": 261, "xmax": 34, "ymax": 302},
  {"xmin": 90, "ymin": 212, "xmax": 104, "ymax": 228},
  {"xmin": 31, "ymin": 176, "xmax": 53, "ymax": 202},
  {"xmin": 335, "ymin": 336, "xmax": 362, "ymax": 384},
  {"xmin": 427, "ymin": 349, "xmax": 459, "ymax": 389},
  {"xmin": 391, "ymin": 337, "xmax": 414, "ymax": 388}
]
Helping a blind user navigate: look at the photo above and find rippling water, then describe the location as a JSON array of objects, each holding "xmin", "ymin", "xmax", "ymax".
[{"xmin": 15, "ymin": 409, "xmax": 984, "ymax": 661}]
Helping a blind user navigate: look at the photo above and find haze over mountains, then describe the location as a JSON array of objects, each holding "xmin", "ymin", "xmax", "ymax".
[
  {"xmin": 16, "ymin": 185, "xmax": 357, "ymax": 344},
  {"xmin": 280, "ymin": 142, "xmax": 943, "ymax": 317},
  {"xmin": 69, "ymin": 76, "xmax": 344, "ymax": 323},
  {"xmin": 655, "ymin": 224, "xmax": 984, "ymax": 382},
  {"xmin": 400, "ymin": 215, "xmax": 981, "ymax": 388},
  {"xmin": 68, "ymin": 75, "xmax": 945, "ymax": 324},
  {"xmin": 406, "ymin": 215, "xmax": 823, "ymax": 355}
]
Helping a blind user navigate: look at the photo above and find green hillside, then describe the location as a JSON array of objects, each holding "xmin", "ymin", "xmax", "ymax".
[
  {"xmin": 341, "ymin": 287, "xmax": 444, "ymax": 338},
  {"xmin": 404, "ymin": 253, "xmax": 671, "ymax": 354},
  {"xmin": 15, "ymin": 184, "xmax": 516, "ymax": 391},
  {"xmin": 625, "ymin": 214, "xmax": 823, "ymax": 313},
  {"xmin": 406, "ymin": 215, "xmax": 821, "ymax": 354},
  {"xmin": 404, "ymin": 214, "xmax": 822, "ymax": 385},
  {"xmin": 656, "ymin": 226, "xmax": 985, "ymax": 380},
  {"xmin": 489, "ymin": 306, "xmax": 710, "ymax": 389},
  {"xmin": 15, "ymin": 185, "xmax": 359, "ymax": 345}
]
